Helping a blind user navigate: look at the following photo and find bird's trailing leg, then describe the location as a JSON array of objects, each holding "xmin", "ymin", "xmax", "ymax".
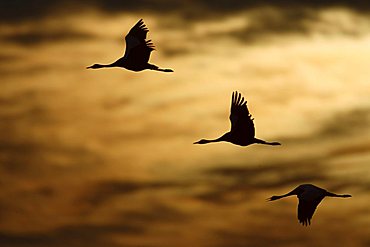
[
  {"xmin": 325, "ymin": 191, "xmax": 352, "ymax": 198},
  {"xmin": 147, "ymin": 64, "xmax": 173, "ymax": 72},
  {"xmin": 254, "ymin": 138, "xmax": 281, "ymax": 146}
]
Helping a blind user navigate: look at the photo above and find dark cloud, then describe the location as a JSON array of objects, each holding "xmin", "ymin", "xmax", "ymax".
[
  {"xmin": 0, "ymin": 88, "xmax": 104, "ymax": 176},
  {"xmin": 0, "ymin": 1, "xmax": 61, "ymax": 23},
  {"xmin": 0, "ymin": 103, "xmax": 57, "ymax": 125},
  {"xmin": 0, "ymin": 89, "xmax": 41, "ymax": 106},
  {"xmin": 195, "ymin": 0, "xmax": 370, "ymax": 13},
  {"xmin": 83, "ymin": 180, "xmax": 188, "ymax": 206},
  {"xmin": 0, "ymin": 139, "xmax": 102, "ymax": 176},
  {"xmin": 0, "ymin": 222, "xmax": 145, "ymax": 247},
  {"xmin": 102, "ymin": 96, "xmax": 132, "ymax": 109},
  {"xmin": 206, "ymin": 6, "xmax": 368, "ymax": 44},
  {"xmin": 121, "ymin": 203, "xmax": 190, "ymax": 223},
  {"xmin": 207, "ymin": 8, "xmax": 315, "ymax": 43},
  {"xmin": 160, "ymin": 47, "xmax": 193, "ymax": 58},
  {"xmin": 1, "ymin": 1, "xmax": 369, "ymax": 23},
  {"xmin": 214, "ymin": 231, "xmax": 296, "ymax": 247},
  {"xmin": 2, "ymin": 1, "xmax": 368, "ymax": 50},
  {"xmin": 278, "ymin": 107, "xmax": 370, "ymax": 144},
  {"xmin": 0, "ymin": 54, "xmax": 21, "ymax": 62},
  {"xmin": 319, "ymin": 108, "xmax": 370, "ymax": 137},
  {"xmin": 0, "ymin": 65, "xmax": 56, "ymax": 77},
  {"xmin": 198, "ymin": 159, "xmax": 327, "ymax": 204},
  {"xmin": 0, "ymin": 29, "xmax": 96, "ymax": 46},
  {"xmin": 329, "ymin": 142, "xmax": 370, "ymax": 158},
  {"xmin": 192, "ymin": 107, "xmax": 370, "ymax": 206},
  {"xmin": 0, "ymin": 109, "xmax": 103, "ymax": 177}
]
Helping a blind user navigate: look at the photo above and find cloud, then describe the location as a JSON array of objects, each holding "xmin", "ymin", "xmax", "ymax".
[
  {"xmin": 318, "ymin": 107, "xmax": 370, "ymax": 137},
  {"xmin": 0, "ymin": 29, "xmax": 96, "ymax": 46},
  {"xmin": 0, "ymin": 1, "xmax": 60, "ymax": 23},
  {"xmin": 83, "ymin": 180, "xmax": 188, "ymax": 206},
  {"xmin": 0, "ymin": 54, "xmax": 21, "ymax": 62},
  {"xmin": 203, "ymin": 8, "xmax": 314, "ymax": 44},
  {"xmin": 198, "ymin": 158, "xmax": 327, "ymax": 204},
  {"xmin": 0, "ymin": 222, "xmax": 145, "ymax": 247},
  {"xmin": 121, "ymin": 203, "xmax": 190, "ymax": 223},
  {"xmin": 0, "ymin": 139, "xmax": 103, "ymax": 177},
  {"xmin": 1, "ymin": 1, "xmax": 370, "ymax": 23},
  {"xmin": 160, "ymin": 47, "xmax": 193, "ymax": 58},
  {"xmin": 213, "ymin": 230, "xmax": 302, "ymax": 247},
  {"xmin": 277, "ymin": 107, "xmax": 370, "ymax": 144}
]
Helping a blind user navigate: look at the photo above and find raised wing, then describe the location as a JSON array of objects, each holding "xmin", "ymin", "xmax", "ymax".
[
  {"xmin": 297, "ymin": 198, "xmax": 322, "ymax": 226},
  {"xmin": 229, "ymin": 91, "xmax": 255, "ymax": 139},
  {"xmin": 123, "ymin": 19, "xmax": 155, "ymax": 63},
  {"xmin": 128, "ymin": 19, "xmax": 149, "ymax": 40}
]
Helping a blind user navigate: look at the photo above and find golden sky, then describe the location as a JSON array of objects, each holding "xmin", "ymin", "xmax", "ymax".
[{"xmin": 1, "ymin": 1, "xmax": 370, "ymax": 246}]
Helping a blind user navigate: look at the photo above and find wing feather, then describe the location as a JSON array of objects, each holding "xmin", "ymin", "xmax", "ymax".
[
  {"xmin": 123, "ymin": 19, "xmax": 155, "ymax": 63},
  {"xmin": 297, "ymin": 199, "xmax": 322, "ymax": 226},
  {"xmin": 229, "ymin": 91, "xmax": 255, "ymax": 139}
]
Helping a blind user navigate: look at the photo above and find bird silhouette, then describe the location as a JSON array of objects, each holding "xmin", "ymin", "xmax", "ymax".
[
  {"xmin": 87, "ymin": 19, "xmax": 173, "ymax": 72},
  {"xmin": 268, "ymin": 184, "xmax": 352, "ymax": 226},
  {"xmin": 194, "ymin": 91, "xmax": 281, "ymax": 146}
]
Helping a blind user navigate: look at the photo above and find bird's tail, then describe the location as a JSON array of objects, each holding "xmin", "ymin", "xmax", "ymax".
[{"xmin": 148, "ymin": 64, "xmax": 174, "ymax": 72}]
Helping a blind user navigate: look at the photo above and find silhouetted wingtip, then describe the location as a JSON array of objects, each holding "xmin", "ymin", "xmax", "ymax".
[
  {"xmin": 300, "ymin": 221, "xmax": 311, "ymax": 227},
  {"xmin": 299, "ymin": 219, "xmax": 311, "ymax": 226},
  {"xmin": 267, "ymin": 196, "xmax": 279, "ymax": 201}
]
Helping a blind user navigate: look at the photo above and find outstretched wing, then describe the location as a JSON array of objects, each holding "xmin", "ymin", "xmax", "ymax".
[
  {"xmin": 229, "ymin": 91, "xmax": 255, "ymax": 139},
  {"xmin": 297, "ymin": 198, "xmax": 322, "ymax": 226},
  {"xmin": 123, "ymin": 19, "xmax": 155, "ymax": 64}
]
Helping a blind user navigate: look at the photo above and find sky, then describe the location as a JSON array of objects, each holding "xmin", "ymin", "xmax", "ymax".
[{"xmin": 1, "ymin": 1, "xmax": 370, "ymax": 246}]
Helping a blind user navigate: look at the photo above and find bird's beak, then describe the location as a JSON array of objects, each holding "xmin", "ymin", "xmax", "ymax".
[
  {"xmin": 86, "ymin": 65, "xmax": 93, "ymax": 69},
  {"xmin": 193, "ymin": 141, "xmax": 200, "ymax": 144}
]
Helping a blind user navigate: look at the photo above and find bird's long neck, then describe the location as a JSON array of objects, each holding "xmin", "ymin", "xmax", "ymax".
[
  {"xmin": 194, "ymin": 133, "xmax": 229, "ymax": 144},
  {"xmin": 269, "ymin": 187, "xmax": 301, "ymax": 201},
  {"xmin": 275, "ymin": 191, "xmax": 296, "ymax": 200},
  {"xmin": 203, "ymin": 135, "xmax": 227, "ymax": 144},
  {"xmin": 102, "ymin": 63, "xmax": 115, "ymax": 68},
  {"xmin": 254, "ymin": 138, "xmax": 281, "ymax": 146},
  {"xmin": 325, "ymin": 192, "xmax": 352, "ymax": 198},
  {"xmin": 98, "ymin": 63, "xmax": 115, "ymax": 68},
  {"xmin": 87, "ymin": 63, "xmax": 116, "ymax": 69}
]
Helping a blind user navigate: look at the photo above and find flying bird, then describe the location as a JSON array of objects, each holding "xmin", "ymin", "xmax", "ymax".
[
  {"xmin": 268, "ymin": 184, "xmax": 352, "ymax": 226},
  {"xmin": 194, "ymin": 91, "xmax": 281, "ymax": 146},
  {"xmin": 87, "ymin": 19, "xmax": 173, "ymax": 72}
]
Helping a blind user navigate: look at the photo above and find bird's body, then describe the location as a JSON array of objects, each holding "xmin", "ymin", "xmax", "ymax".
[
  {"xmin": 87, "ymin": 19, "xmax": 173, "ymax": 73},
  {"xmin": 268, "ymin": 184, "xmax": 351, "ymax": 226},
  {"xmin": 194, "ymin": 91, "xmax": 281, "ymax": 147}
]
